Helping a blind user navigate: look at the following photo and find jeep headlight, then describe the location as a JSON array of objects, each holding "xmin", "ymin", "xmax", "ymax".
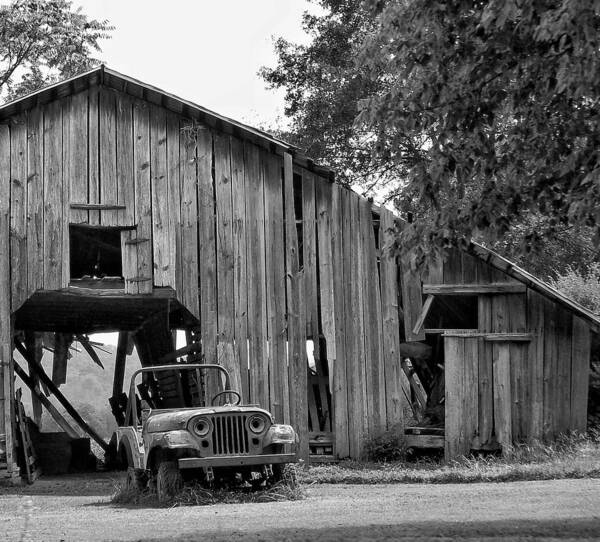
[
  {"xmin": 192, "ymin": 417, "xmax": 212, "ymax": 437},
  {"xmin": 265, "ymin": 424, "xmax": 296, "ymax": 445},
  {"xmin": 248, "ymin": 414, "xmax": 267, "ymax": 434}
]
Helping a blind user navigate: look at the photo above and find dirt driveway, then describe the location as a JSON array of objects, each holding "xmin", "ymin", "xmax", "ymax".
[{"xmin": 1, "ymin": 474, "xmax": 599, "ymax": 541}]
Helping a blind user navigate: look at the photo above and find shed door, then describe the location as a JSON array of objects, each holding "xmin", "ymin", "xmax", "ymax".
[{"xmin": 445, "ymin": 334, "xmax": 529, "ymax": 459}]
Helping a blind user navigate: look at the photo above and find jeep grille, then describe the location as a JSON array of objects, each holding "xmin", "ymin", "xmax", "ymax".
[{"xmin": 212, "ymin": 414, "xmax": 249, "ymax": 455}]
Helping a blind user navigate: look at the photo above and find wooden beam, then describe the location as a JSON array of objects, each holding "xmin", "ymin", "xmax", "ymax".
[
  {"xmin": 400, "ymin": 252, "xmax": 425, "ymax": 342},
  {"xmin": 157, "ymin": 342, "xmax": 203, "ymax": 364},
  {"xmin": 412, "ymin": 294, "xmax": 435, "ymax": 336},
  {"xmin": 24, "ymin": 331, "xmax": 42, "ymax": 426},
  {"xmin": 70, "ymin": 203, "xmax": 126, "ymax": 210},
  {"xmin": 422, "ymin": 283, "xmax": 526, "ymax": 295},
  {"xmin": 13, "ymin": 360, "xmax": 79, "ymax": 439},
  {"xmin": 483, "ymin": 333, "xmax": 533, "ymax": 342},
  {"xmin": 14, "ymin": 341, "xmax": 108, "ymax": 451},
  {"xmin": 401, "ymin": 359, "xmax": 427, "ymax": 413},
  {"xmin": 405, "ymin": 434, "xmax": 444, "ymax": 449},
  {"xmin": 441, "ymin": 332, "xmax": 533, "ymax": 342},
  {"xmin": 426, "ymin": 329, "xmax": 478, "ymax": 335}
]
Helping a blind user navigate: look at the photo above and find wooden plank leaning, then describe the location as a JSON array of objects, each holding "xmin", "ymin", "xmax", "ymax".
[{"xmin": 14, "ymin": 341, "xmax": 108, "ymax": 452}]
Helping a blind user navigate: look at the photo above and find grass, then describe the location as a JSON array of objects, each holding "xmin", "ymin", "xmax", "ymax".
[
  {"xmin": 299, "ymin": 431, "xmax": 600, "ymax": 485},
  {"xmin": 110, "ymin": 433, "xmax": 600, "ymax": 506},
  {"xmin": 111, "ymin": 467, "xmax": 305, "ymax": 507}
]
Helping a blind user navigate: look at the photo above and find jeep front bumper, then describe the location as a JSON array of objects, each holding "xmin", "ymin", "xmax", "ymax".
[{"xmin": 178, "ymin": 453, "xmax": 297, "ymax": 469}]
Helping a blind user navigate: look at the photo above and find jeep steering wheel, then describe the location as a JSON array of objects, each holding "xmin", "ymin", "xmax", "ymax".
[{"xmin": 211, "ymin": 390, "xmax": 241, "ymax": 406}]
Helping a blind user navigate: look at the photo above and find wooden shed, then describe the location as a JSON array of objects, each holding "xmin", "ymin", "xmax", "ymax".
[{"xmin": 0, "ymin": 66, "xmax": 598, "ymax": 480}]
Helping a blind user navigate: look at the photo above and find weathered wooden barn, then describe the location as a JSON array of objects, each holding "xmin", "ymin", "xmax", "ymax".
[{"xmin": 0, "ymin": 66, "xmax": 598, "ymax": 480}]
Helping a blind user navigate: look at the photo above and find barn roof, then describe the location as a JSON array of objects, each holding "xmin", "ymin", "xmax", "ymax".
[
  {"xmin": 2, "ymin": 65, "xmax": 598, "ymax": 331},
  {"xmin": 0, "ymin": 64, "xmax": 335, "ymax": 179}
]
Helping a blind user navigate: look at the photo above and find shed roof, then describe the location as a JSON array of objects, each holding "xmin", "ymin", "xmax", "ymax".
[
  {"xmin": 467, "ymin": 241, "xmax": 600, "ymax": 332},
  {"xmin": 0, "ymin": 64, "xmax": 334, "ymax": 179}
]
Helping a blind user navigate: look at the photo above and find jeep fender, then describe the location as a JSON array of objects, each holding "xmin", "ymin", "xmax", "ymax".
[
  {"xmin": 116, "ymin": 428, "xmax": 145, "ymax": 469},
  {"xmin": 148, "ymin": 430, "xmax": 200, "ymax": 453},
  {"xmin": 146, "ymin": 431, "xmax": 200, "ymax": 472}
]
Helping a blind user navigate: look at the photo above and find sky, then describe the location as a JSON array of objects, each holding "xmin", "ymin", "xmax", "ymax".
[{"xmin": 68, "ymin": 0, "xmax": 318, "ymax": 128}]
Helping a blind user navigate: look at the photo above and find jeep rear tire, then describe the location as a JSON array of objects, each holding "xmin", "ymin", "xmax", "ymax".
[
  {"xmin": 156, "ymin": 461, "xmax": 183, "ymax": 503},
  {"xmin": 126, "ymin": 467, "xmax": 147, "ymax": 492}
]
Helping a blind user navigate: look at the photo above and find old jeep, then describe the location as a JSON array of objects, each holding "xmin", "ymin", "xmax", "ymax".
[{"xmin": 113, "ymin": 364, "xmax": 298, "ymax": 501}]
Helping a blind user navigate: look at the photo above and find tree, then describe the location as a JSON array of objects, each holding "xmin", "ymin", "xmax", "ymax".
[
  {"xmin": 357, "ymin": 0, "xmax": 600, "ymax": 263},
  {"xmin": 489, "ymin": 212, "xmax": 598, "ymax": 280},
  {"xmin": 0, "ymin": 0, "xmax": 112, "ymax": 101},
  {"xmin": 265, "ymin": 1, "xmax": 600, "ymax": 268},
  {"xmin": 260, "ymin": 1, "xmax": 387, "ymax": 190}
]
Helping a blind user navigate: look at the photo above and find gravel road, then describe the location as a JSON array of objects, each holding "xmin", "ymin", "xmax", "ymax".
[{"xmin": 1, "ymin": 474, "xmax": 599, "ymax": 541}]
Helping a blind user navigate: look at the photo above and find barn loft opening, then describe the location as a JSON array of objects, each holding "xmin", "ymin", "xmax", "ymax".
[
  {"xmin": 423, "ymin": 295, "xmax": 478, "ymax": 331},
  {"xmin": 69, "ymin": 225, "xmax": 124, "ymax": 282}
]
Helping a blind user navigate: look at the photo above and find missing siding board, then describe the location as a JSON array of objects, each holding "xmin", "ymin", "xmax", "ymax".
[
  {"xmin": 424, "ymin": 295, "xmax": 478, "ymax": 330},
  {"xmin": 69, "ymin": 224, "xmax": 124, "ymax": 279}
]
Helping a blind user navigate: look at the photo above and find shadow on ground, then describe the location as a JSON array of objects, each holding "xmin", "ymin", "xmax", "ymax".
[
  {"xmin": 0, "ymin": 472, "xmax": 121, "ymax": 497},
  {"xmin": 137, "ymin": 518, "xmax": 600, "ymax": 542}
]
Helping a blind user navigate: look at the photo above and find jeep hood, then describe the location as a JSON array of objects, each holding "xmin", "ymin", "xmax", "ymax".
[{"xmin": 145, "ymin": 406, "xmax": 273, "ymax": 433}]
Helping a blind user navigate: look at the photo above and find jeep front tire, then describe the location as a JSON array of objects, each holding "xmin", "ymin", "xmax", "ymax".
[{"xmin": 156, "ymin": 461, "xmax": 183, "ymax": 503}]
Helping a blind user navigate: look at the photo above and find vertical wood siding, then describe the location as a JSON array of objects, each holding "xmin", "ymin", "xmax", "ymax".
[{"xmin": 0, "ymin": 83, "xmax": 594, "ymax": 463}]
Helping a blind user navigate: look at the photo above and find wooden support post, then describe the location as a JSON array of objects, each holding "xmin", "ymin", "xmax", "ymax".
[
  {"xmin": 284, "ymin": 152, "xmax": 309, "ymax": 463},
  {"xmin": 493, "ymin": 343, "xmax": 512, "ymax": 454},
  {"xmin": 52, "ymin": 332, "xmax": 70, "ymax": 386},
  {"xmin": 14, "ymin": 341, "xmax": 108, "ymax": 451},
  {"xmin": 0, "ymin": 124, "xmax": 17, "ymax": 476},
  {"xmin": 112, "ymin": 332, "xmax": 128, "ymax": 399}
]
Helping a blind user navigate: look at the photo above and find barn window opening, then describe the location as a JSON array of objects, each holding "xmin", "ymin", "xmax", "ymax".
[
  {"xmin": 69, "ymin": 225, "xmax": 123, "ymax": 281},
  {"xmin": 423, "ymin": 295, "xmax": 478, "ymax": 331}
]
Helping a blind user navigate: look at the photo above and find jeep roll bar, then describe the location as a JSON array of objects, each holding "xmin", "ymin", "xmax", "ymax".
[{"xmin": 125, "ymin": 364, "xmax": 232, "ymax": 426}]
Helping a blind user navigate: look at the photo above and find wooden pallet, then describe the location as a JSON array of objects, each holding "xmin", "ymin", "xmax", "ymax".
[
  {"xmin": 309, "ymin": 430, "xmax": 335, "ymax": 462},
  {"xmin": 404, "ymin": 426, "xmax": 444, "ymax": 449},
  {"xmin": 0, "ymin": 464, "xmax": 21, "ymax": 482},
  {"xmin": 0, "ymin": 432, "xmax": 21, "ymax": 484}
]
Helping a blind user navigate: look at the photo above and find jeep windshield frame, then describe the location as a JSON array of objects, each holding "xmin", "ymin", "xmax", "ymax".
[{"xmin": 125, "ymin": 364, "xmax": 233, "ymax": 426}]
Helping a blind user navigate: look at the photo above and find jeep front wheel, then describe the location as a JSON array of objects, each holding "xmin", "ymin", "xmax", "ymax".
[
  {"xmin": 156, "ymin": 461, "xmax": 183, "ymax": 503},
  {"xmin": 126, "ymin": 467, "xmax": 147, "ymax": 492}
]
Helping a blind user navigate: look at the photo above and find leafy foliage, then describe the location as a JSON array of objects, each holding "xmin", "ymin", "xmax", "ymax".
[
  {"xmin": 489, "ymin": 213, "xmax": 598, "ymax": 280},
  {"xmin": 266, "ymin": 1, "xmax": 600, "ymax": 266},
  {"xmin": 0, "ymin": 0, "xmax": 112, "ymax": 101},
  {"xmin": 358, "ymin": 0, "xmax": 600, "ymax": 262},
  {"xmin": 549, "ymin": 263, "xmax": 600, "ymax": 314},
  {"xmin": 364, "ymin": 429, "xmax": 408, "ymax": 462},
  {"xmin": 260, "ymin": 1, "xmax": 386, "ymax": 189}
]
